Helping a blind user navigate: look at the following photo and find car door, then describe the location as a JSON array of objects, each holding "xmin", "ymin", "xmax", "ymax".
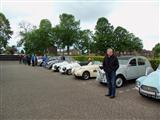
[
  {"xmin": 126, "ymin": 58, "xmax": 138, "ymax": 79},
  {"xmin": 137, "ymin": 58, "xmax": 147, "ymax": 77}
]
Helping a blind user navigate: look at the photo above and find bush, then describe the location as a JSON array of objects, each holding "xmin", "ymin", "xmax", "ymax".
[
  {"xmin": 72, "ymin": 56, "xmax": 104, "ymax": 62},
  {"xmin": 149, "ymin": 59, "xmax": 160, "ymax": 70}
]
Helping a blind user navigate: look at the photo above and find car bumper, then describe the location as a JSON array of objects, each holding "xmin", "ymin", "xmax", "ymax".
[
  {"xmin": 74, "ymin": 72, "xmax": 82, "ymax": 77},
  {"xmin": 59, "ymin": 69, "xmax": 66, "ymax": 73},
  {"xmin": 139, "ymin": 88, "xmax": 160, "ymax": 99},
  {"xmin": 96, "ymin": 71, "xmax": 107, "ymax": 83}
]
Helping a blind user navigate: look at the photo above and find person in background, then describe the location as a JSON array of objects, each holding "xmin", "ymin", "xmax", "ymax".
[
  {"xmin": 43, "ymin": 54, "xmax": 47, "ymax": 66},
  {"xmin": 31, "ymin": 53, "xmax": 35, "ymax": 66},
  {"xmin": 23, "ymin": 55, "xmax": 27, "ymax": 65},
  {"xmin": 103, "ymin": 48, "xmax": 119, "ymax": 99},
  {"xmin": 34, "ymin": 54, "xmax": 38, "ymax": 66},
  {"xmin": 88, "ymin": 57, "xmax": 92, "ymax": 63},
  {"xmin": 26, "ymin": 54, "xmax": 31, "ymax": 66},
  {"xmin": 19, "ymin": 54, "xmax": 23, "ymax": 64}
]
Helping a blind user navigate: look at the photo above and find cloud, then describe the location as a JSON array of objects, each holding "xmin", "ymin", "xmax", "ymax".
[{"xmin": 1, "ymin": 0, "xmax": 159, "ymax": 50}]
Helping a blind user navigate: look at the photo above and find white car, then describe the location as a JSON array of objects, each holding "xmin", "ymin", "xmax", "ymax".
[
  {"xmin": 59, "ymin": 61, "xmax": 89, "ymax": 75},
  {"xmin": 96, "ymin": 56, "xmax": 153, "ymax": 88},
  {"xmin": 59, "ymin": 62, "xmax": 81, "ymax": 75},
  {"xmin": 73, "ymin": 61, "xmax": 102, "ymax": 80},
  {"xmin": 52, "ymin": 61, "xmax": 69, "ymax": 72}
]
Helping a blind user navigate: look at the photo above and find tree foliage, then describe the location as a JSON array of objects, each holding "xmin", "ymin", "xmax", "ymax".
[
  {"xmin": 17, "ymin": 13, "xmax": 143, "ymax": 55},
  {"xmin": 0, "ymin": 12, "xmax": 13, "ymax": 53},
  {"xmin": 94, "ymin": 17, "xmax": 114, "ymax": 54},
  {"xmin": 152, "ymin": 43, "xmax": 160, "ymax": 57}
]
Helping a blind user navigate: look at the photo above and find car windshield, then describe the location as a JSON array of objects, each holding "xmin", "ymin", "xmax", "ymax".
[
  {"xmin": 118, "ymin": 56, "xmax": 131, "ymax": 65},
  {"xmin": 92, "ymin": 61, "xmax": 101, "ymax": 65}
]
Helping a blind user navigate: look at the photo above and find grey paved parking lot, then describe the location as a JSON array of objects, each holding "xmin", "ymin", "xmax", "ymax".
[{"xmin": 0, "ymin": 61, "xmax": 159, "ymax": 120}]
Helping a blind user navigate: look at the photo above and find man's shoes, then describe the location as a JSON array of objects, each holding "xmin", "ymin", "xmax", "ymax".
[
  {"xmin": 105, "ymin": 94, "xmax": 110, "ymax": 97},
  {"xmin": 110, "ymin": 96, "xmax": 115, "ymax": 99}
]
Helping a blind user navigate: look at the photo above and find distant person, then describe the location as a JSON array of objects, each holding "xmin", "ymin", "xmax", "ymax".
[
  {"xmin": 23, "ymin": 55, "xmax": 27, "ymax": 65},
  {"xmin": 19, "ymin": 54, "xmax": 23, "ymax": 64},
  {"xmin": 43, "ymin": 54, "xmax": 47, "ymax": 66},
  {"xmin": 26, "ymin": 55, "xmax": 31, "ymax": 66},
  {"xmin": 34, "ymin": 55, "xmax": 38, "ymax": 66},
  {"xmin": 61, "ymin": 55, "xmax": 65, "ymax": 60},
  {"xmin": 31, "ymin": 53, "xmax": 35, "ymax": 66},
  {"xmin": 103, "ymin": 48, "xmax": 119, "ymax": 99},
  {"xmin": 88, "ymin": 57, "xmax": 92, "ymax": 63}
]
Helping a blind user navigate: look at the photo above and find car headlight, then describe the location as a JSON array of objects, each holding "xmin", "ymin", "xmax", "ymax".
[{"xmin": 136, "ymin": 81, "xmax": 141, "ymax": 88}]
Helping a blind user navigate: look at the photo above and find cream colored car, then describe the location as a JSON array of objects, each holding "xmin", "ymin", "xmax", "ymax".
[{"xmin": 72, "ymin": 61, "xmax": 102, "ymax": 80}]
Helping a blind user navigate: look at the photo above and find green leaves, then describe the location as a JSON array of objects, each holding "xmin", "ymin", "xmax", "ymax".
[
  {"xmin": 152, "ymin": 43, "xmax": 160, "ymax": 57},
  {"xmin": 18, "ymin": 13, "xmax": 143, "ymax": 55},
  {"xmin": 0, "ymin": 12, "xmax": 13, "ymax": 53}
]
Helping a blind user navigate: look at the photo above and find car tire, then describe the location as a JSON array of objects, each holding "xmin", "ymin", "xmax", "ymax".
[
  {"xmin": 82, "ymin": 71, "xmax": 90, "ymax": 80},
  {"xmin": 67, "ymin": 69, "xmax": 72, "ymax": 75},
  {"xmin": 116, "ymin": 76, "xmax": 124, "ymax": 88}
]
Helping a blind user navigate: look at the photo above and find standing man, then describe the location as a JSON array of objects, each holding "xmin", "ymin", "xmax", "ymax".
[{"xmin": 103, "ymin": 48, "xmax": 119, "ymax": 98}]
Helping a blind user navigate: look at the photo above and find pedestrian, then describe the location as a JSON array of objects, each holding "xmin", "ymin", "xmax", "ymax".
[
  {"xmin": 34, "ymin": 54, "xmax": 37, "ymax": 66},
  {"xmin": 31, "ymin": 53, "xmax": 35, "ymax": 66},
  {"xmin": 26, "ymin": 55, "xmax": 31, "ymax": 66},
  {"xmin": 23, "ymin": 55, "xmax": 27, "ymax": 65},
  {"xmin": 19, "ymin": 54, "xmax": 23, "ymax": 64},
  {"xmin": 103, "ymin": 48, "xmax": 119, "ymax": 99}
]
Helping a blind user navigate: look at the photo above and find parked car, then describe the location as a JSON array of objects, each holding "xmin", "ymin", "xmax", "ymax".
[
  {"xmin": 96, "ymin": 56, "xmax": 152, "ymax": 88},
  {"xmin": 59, "ymin": 61, "xmax": 89, "ymax": 75},
  {"xmin": 51, "ymin": 56, "xmax": 75, "ymax": 72},
  {"xmin": 73, "ymin": 61, "xmax": 102, "ymax": 80},
  {"xmin": 136, "ymin": 65, "xmax": 160, "ymax": 99}
]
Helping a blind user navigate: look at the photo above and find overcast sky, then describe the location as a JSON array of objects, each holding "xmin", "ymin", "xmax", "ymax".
[{"xmin": 0, "ymin": 0, "xmax": 159, "ymax": 50}]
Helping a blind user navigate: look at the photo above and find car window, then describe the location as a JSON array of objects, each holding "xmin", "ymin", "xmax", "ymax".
[
  {"xmin": 129, "ymin": 59, "xmax": 136, "ymax": 66},
  {"xmin": 138, "ymin": 58, "xmax": 145, "ymax": 66}
]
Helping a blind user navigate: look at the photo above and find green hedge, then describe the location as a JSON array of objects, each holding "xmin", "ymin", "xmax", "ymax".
[
  {"xmin": 73, "ymin": 56, "xmax": 160, "ymax": 70},
  {"xmin": 73, "ymin": 56, "xmax": 104, "ymax": 62}
]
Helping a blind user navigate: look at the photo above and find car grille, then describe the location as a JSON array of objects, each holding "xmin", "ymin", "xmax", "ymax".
[
  {"xmin": 54, "ymin": 65, "xmax": 57, "ymax": 69},
  {"xmin": 141, "ymin": 85, "xmax": 158, "ymax": 93},
  {"xmin": 63, "ymin": 67, "xmax": 66, "ymax": 71}
]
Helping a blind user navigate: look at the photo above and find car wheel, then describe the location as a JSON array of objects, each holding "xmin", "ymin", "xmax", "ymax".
[
  {"xmin": 116, "ymin": 76, "xmax": 124, "ymax": 88},
  {"xmin": 67, "ymin": 69, "xmax": 72, "ymax": 75},
  {"xmin": 82, "ymin": 71, "xmax": 90, "ymax": 80}
]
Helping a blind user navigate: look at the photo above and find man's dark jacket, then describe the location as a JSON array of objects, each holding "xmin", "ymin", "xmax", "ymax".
[{"xmin": 103, "ymin": 55, "xmax": 119, "ymax": 73}]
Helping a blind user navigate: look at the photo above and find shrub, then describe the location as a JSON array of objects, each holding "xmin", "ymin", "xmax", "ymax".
[
  {"xmin": 149, "ymin": 59, "xmax": 160, "ymax": 70},
  {"xmin": 72, "ymin": 56, "xmax": 104, "ymax": 62}
]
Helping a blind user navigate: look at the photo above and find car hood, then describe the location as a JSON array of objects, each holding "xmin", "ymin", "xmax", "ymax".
[{"xmin": 141, "ymin": 70, "xmax": 160, "ymax": 89}]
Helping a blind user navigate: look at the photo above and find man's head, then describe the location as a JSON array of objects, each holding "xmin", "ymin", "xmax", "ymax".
[{"xmin": 106, "ymin": 48, "xmax": 113, "ymax": 57}]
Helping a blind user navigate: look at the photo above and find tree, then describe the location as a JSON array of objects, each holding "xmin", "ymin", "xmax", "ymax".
[
  {"xmin": 38, "ymin": 19, "xmax": 52, "ymax": 53},
  {"xmin": 152, "ymin": 43, "xmax": 160, "ymax": 57},
  {"xmin": 18, "ymin": 19, "xmax": 53, "ymax": 54},
  {"xmin": 0, "ymin": 12, "xmax": 13, "ymax": 53},
  {"xmin": 17, "ymin": 21, "xmax": 35, "ymax": 47},
  {"xmin": 58, "ymin": 13, "xmax": 80, "ymax": 55},
  {"xmin": 94, "ymin": 17, "xmax": 114, "ymax": 54},
  {"xmin": 113, "ymin": 26, "xmax": 143, "ymax": 53},
  {"xmin": 74, "ymin": 29, "xmax": 93, "ymax": 54},
  {"xmin": 113, "ymin": 26, "xmax": 130, "ymax": 53}
]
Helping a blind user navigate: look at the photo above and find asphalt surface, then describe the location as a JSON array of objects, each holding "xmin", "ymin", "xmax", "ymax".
[{"xmin": 0, "ymin": 61, "xmax": 160, "ymax": 120}]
